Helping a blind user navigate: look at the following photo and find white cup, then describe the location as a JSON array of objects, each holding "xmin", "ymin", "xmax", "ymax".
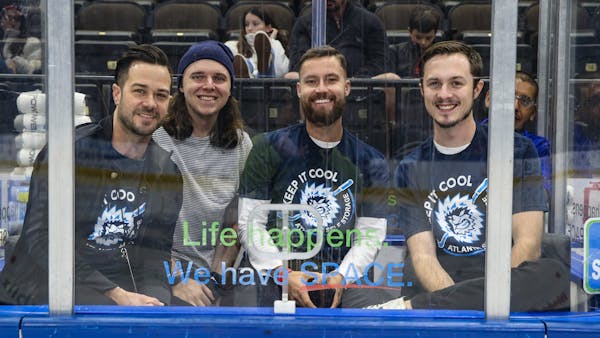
[
  {"xmin": 17, "ymin": 91, "xmax": 88, "ymax": 116},
  {"xmin": 17, "ymin": 148, "xmax": 41, "ymax": 167},
  {"xmin": 74, "ymin": 115, "xmax": 92, "ymax": 126},
  {"xmin": 16, "ymin": 91, "xmax": 46, "ymax": 115},
  {"xmin": 15, "ymin": 131, "xmax": 46, "ymax": 150},
  {"xmin": 74, "ymin": 92, "xmax": 87, "ymax": 116},
  {"xmin": 14, "ymin": 113, "xmax": 46, "ymax": 131}
]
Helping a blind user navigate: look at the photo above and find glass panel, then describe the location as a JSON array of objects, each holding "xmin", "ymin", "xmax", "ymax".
[
  {"xmin": 1, "ymin": 0, "xmax": 584, "ymax": 324},
  {"xmin": 381, "ymin": 0, "xmax": 498, "ymax": 313},
  {"xmin": 0, "ymin": 0, "xmax": 48, "ymax": 306},
  {"xmin": 564, "ymin": 0, "xmax": 600, "ymax": 313},
  {"xmin": 116, "ymin": 0, "xmax": 403, "ymax": 311}
]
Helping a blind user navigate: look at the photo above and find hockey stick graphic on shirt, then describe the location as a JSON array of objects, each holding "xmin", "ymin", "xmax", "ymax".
[
  {"xmin": 471, "ymin": 178, "xmax": 488, "ymax": 204},
  {"xmin": 437, "ymin": 178, "xmax": 488, "ymax": 248},
  {"xmin": 288, "ymin": 179, "xmax": 354, "ymax": 222}
]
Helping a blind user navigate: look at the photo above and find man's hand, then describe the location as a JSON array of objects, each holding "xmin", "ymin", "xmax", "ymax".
[
  {"xmin": 325, "ymin": 274, "xmax": 345, "ymax": 308},
  {"xmin": 288, "ymin": 270, "xmax": 320, "ymax": 308},
  {"xmin": 172, "ymin": 279, "xmax": 215, "ymax": 306},
  {"xmin": 104, "ymin": 287, "xmax": 164, "ymax": 306}
]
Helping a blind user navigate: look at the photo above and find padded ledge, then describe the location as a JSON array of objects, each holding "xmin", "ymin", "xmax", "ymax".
[
  {"xmin": 0, "ymin": 316, "xmax": 21, "ymax": 338},
  {"xmin": 18, "ymin": 307, "xmax": 546, "ymax": 338},
  {"xmin": 0, "ymin": 306, "xmax": 48, "ymax": 338},
  {"xmin": 533, "ymin": 312, "xmax": 600, "ymax": 338}
]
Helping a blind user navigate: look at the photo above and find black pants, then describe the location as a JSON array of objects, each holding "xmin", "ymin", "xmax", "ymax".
[{"xmin": 408, "ymin": 258, "xmax": 570, "ymax": 311}]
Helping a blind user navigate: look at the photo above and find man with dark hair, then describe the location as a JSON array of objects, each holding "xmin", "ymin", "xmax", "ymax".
[
  {"xmin": 285, "ymin": 0, "xmax": 388, "ymax": 79},
  {"xmin": 237, "ymin": 45, "xmax": 391, "ymax": 308},
  {"xmin": 153, "ymin": 40, "xmax": 252, "ymax": 306},
  {"xmin": 389, "ymin": 5, "xmax": 441, "ymax": 78},
  {"xmin": 368, "ymin": 41, "xmax": 568, "ymax": 311},
  {"xmin": 0, "ymin": 44, "xmax": 183, "ymax": 305}
]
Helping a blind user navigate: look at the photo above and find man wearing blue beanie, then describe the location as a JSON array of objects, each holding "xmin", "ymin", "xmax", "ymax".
[
  {"xmin": 176, "ymin": 40, "xmax": 235, "ymax": 88},
  {"xmin": 153, "ymin": 40, "xmax": 253, "ymax": 306}
]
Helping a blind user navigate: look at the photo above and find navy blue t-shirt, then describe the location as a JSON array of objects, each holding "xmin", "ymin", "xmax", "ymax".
[
  {"xmin": 240, "ymin": 123, "xmax": 389, "ymax": 268},
  {"xmin": 395, "ymin": 124, "xmax": 547, "ymax": 294}
]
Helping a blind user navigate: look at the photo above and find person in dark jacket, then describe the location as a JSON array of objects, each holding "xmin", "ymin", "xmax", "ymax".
[
  {"xmin": 285, "ymin": 0, "xmax": 399, "ymax": 128},
  {"xmin": 285, "ymin": 0, "xmax": 389, "ymax": 79},
  {"xmin": 0, "ymin": 44, "xmax": 183, "ymax": 306}
]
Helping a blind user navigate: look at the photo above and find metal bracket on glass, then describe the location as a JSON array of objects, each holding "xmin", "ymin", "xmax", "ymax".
[{"xmin": 247, "ymin": 203, "xmax": 323, "ymax": 314}]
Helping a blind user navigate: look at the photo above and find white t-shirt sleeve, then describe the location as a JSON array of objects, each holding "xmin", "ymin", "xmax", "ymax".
[
  {"xmin": 238, "ymin": 196, "xmax": 283, "ymax": 273},
  {"xmin": 338, "ymin": 216, "xmax": 387, "ymax": 283}
]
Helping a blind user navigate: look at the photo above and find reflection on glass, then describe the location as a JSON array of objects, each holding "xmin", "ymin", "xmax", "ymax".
[
  {"xmin": 563, "ymin": 0, "xmax": 600, "ymax": 313},
  {"xmin": 0, "ymin": 1, "xmax": 45, "ymax": 306},
  {"xmin": 0, "ymin": 0, "xmax": 591, "ymax": 324},
  {"xmin": 0, "ymin": 45, "xmax": 182, "ymax": 306}
]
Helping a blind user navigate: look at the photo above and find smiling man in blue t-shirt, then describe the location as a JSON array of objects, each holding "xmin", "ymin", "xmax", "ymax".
[{"xmin": 369, "ymin": 41, "xmax": 569, "ymax": 311}]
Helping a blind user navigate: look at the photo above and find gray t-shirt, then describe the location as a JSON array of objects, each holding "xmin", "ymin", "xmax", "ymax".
[{"xmin": 153, "ymin": 127, "xmax": 252, "ymax": 268}]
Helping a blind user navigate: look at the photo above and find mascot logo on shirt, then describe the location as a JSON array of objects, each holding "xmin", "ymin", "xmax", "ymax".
[
  {"xmin": 299, "ymin": 181, "xmax": 350, "ymax": 229},
  {"xmin": 431, "ymin": 177, "xmax": 487, "ymax": 255},
  {"xmin": 87, "ymin": 189, "xmax": 146, "ymax": 250},
  {"xmin": 436, "ymin": 194, "xmax": 484, "ymax": 247},
  {"xmin": 284, "ymin": 169, "xmax": 355, "ymax": 231}
]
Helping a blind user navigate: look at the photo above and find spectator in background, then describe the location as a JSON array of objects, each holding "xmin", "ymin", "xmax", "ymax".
[
  {"xmin": 0, "ymin": 4, "xmax": 41, "ymax": 74},
  {"xmin": 153, "ymin": 41, "xmax": 252, "ymax": 306},
  {"xmin": 225, "ymin": 7, "xmax": 289, "ymax": 78},
  {"xmin": 284, "ymin": 0, "xmax": 399, "ymax": 128},
  {"xmin": 484, "ymin": 72, "xmax": 552, "ymax": 199},
  {"xmin": 284, "ymin": 0, "xmax": 390, "ymax": 79},
  {"xmin": 389, "ymin": 5, "xmax": 441, "ymax": 78}
]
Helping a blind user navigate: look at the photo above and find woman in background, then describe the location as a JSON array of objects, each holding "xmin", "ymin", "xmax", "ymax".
[{"xmin": 225, "ymin": 7, "xmax": 289, "ymax": 78}]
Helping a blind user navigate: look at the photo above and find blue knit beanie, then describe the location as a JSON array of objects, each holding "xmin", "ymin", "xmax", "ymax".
[{"xmin": 177, "ymin": 40, "xmax": 235, "ymax": 87}]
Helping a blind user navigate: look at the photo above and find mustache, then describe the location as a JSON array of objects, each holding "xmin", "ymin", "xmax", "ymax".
[
  {"xmin": 309, "ymin": 93, "xmax": 335, "ymax": 101},
  {"xmin": 135, "ymin": 108, "xmax": 160, "ymax": 118},
  {"xmin": 434, "ymin": 99, "xmax": 459, "ymax": 105}
]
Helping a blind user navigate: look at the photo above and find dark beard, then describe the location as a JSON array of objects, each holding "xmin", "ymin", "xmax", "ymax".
[
  {"xmin": 435, "ymin": 104, "xmax": 473, "ymax": 129},
  {"xmin": 301, "ymin": 97, "xmax": 344, "ymax": 127},
  {"xmin": 117, "ymin": 107, "xmax": 159, "ymax": 137}
]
